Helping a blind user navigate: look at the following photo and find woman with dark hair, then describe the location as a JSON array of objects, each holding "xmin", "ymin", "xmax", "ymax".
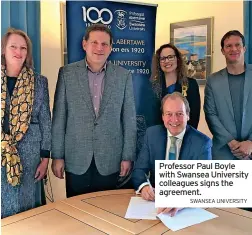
[
  {"xmin": 1, "ymin": 28, "xmax": 51, "ymax": 218},
  {"xmin": 151, "ymin": 43, "xmax": 201, "ymax": 129}
]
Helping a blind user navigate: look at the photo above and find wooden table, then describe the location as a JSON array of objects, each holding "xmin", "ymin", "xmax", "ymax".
[{"xmin": 2, "ymin": 189, "xmax": 252, "ymax": 235}]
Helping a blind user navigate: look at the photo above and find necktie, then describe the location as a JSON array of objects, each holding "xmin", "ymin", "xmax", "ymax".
[{"xmin": 169, "ymin": 136, "xmax": 177, "ymax": 160}]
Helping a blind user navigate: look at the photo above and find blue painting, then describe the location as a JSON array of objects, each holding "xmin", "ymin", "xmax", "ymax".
[{"xmin": 174, "ymin": 25, "xmax": 207, "ymax": 80}]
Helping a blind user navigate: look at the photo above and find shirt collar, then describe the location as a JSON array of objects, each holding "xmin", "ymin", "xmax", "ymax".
[
  {"xmin": 167, "ymin": 128, "xmax": 186, "ymax": 141},
  {"xmin": 85, "ymin": 59, "xmax": 107, "ymax": 73}
]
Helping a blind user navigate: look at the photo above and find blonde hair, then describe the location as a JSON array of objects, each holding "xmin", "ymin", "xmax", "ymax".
[{"xmin": 1, "ymin": 28, "xmax": 34, "ymax": 68}]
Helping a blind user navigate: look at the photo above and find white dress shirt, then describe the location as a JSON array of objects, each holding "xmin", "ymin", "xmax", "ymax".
[{"xmin": 165, "ymin": 128, "xmax": 186, "ymax": 160}]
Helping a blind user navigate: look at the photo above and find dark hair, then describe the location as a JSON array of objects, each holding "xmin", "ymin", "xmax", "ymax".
[
  {"xmin": 221, "ymin": 30, "xmax": 245, "ymax": 49},
  {"xmin": 150, "ymin": 43, "xmax": 188, "ymax": 99},
  {"xmin": 161, "ymin": 92, "xmax": 190, "ymax": 114},
  {"xmin": 83, "ymin": 23, "xmax": 113, "ymax": 45},
  {"xmin": 1, "ymin": 27, "xmax": 34, "ymax": 68}
]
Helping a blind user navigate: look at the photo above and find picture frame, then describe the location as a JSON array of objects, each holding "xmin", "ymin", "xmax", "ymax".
[{"xmin": 170, "ymin": 17, "xmax": 213, "ymax": 85}]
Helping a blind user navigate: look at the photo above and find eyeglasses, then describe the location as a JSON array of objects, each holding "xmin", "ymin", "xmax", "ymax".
[{"xmin": 160, "ymin": 55, "xmax": 176, "ymax": 62}]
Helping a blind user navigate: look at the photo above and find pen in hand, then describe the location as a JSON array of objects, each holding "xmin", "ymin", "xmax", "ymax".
[
  {"xmin": 146, "ymin": 176, "xmax": 154, "ymax": 193},
  {"xmin": 141, "ymin": 174, "xmax": 155, "ymax": 201}
]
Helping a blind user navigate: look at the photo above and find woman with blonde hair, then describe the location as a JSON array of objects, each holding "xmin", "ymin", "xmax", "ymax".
[
  {"xmin": 1, "ymin": 28, "xmax": 51, "ymax": 218},
  {"xmin": 151, "ymin": 43, "xmax": 200, "ymax": 129}
]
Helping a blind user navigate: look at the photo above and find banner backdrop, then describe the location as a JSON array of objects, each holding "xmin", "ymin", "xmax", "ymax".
[{"xmin": 66, "ymin": 1, "xmax": 157, "ymax": 154}]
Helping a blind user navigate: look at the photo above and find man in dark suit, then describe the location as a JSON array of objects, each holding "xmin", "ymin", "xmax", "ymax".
[
  {"xmin": 51, "ymin": 24, "xmax": 136, "ymax": 197},
  {"xmin": 131, "ymin": 92, "xmax": 212, "ymax": 216}
]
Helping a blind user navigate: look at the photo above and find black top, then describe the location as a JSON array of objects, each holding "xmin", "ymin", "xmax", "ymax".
[
  {"xmin": 3, "ymin": 76, "xmax": 49, "ymax": 158},
  {"xmin": 173, "ymin": 78, "xmax": 201, "ymax": 129},
  {"xmin": 3, "ymin": 77, "xmax": 17, "ymax": 134},
  {"xmin": 7, "ymin": 76, "xmax": 17, "ymax": 96},
  {"xmin": 153, "ymin": 77, "xmax": 201, "ymax": 129}
]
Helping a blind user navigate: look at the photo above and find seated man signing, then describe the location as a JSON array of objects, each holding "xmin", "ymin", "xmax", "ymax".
[{"xmin": 131, "ymin": 92, "xmax": 212, "ymax": 216}]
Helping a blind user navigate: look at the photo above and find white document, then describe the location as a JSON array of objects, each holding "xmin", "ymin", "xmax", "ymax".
[
  {"xmin": 125, "ymin": 197, "xmax": 218, "ymax": 230},
  {"xmin": 125, "ymin": 197, "xmax": 157, "ymax": 220},
  {"xmin": 157, "ymin": 208, "xmax": 218, "ymax": 231}
]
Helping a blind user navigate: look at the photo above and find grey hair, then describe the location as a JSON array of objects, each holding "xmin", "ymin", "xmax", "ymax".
[{"xmin": 161, "ymin": 92, "xmax": 190, "ymax": 114}]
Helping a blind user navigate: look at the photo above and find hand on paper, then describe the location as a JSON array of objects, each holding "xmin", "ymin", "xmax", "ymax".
[
  {"xmin": 157, "ymin": 207, "xmax": 183, "ymax": 217},
  {"xmin": 141, "ymin": 185, "xmax": 155, "ymax": 201}
]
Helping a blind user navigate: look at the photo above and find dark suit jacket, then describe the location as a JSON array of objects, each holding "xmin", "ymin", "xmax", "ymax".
[
  {"xmin": 152, "ymin": 77, "xmax": 201, "ymax": 129},
  {"xmin": 131, "ymin": 125, "xmax": 212, "ymax": 190}
]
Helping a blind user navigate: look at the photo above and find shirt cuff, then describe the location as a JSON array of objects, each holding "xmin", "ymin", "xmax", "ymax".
[
  {"xmin": 40, "ymin": 150, "xmax": 50, "ymax": 158},
  {"xmin": 135, "ymin": 182, "xmax": 149, "ymax": 194}
]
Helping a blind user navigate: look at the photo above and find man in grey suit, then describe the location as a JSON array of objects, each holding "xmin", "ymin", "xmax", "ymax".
[
  {"xmin": 204, "ymin": 30, "xmax": 252, "ymax": 161},
  {"xmin": 51, "ymin": 24, "xmax": 136, "ymax": 197}
]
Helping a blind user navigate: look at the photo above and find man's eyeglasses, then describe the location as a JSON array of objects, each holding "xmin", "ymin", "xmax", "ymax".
[{"xmin": 160, "ymin": 55, "xmax": 176, "ymax": 62}]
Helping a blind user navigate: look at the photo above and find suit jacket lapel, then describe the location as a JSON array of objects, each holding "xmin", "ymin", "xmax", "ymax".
[
  {"xmin": 159, "ymin": 126, "xmax": 167, "ymax": 160},
  {"xmin": 243, "ymin": 65, "xmax": 252, "ymax": 111},
  {"xmin": 219, "ymin": 69, "xmax": 235, "ymax": 120},
  {"xmin": 97, "ymin": 63, "xmax": 115, "ymax": 117},
  {"xmin": 241, "ymin": 65, "xmax": 252, "ymax": 137},
  {"xmin": 179, "ymin": 126, "xmax": 192, "ymax": 160},
  {"xmin": 76, "ymin": 60, "xmax": 95, "ymax": 118}
]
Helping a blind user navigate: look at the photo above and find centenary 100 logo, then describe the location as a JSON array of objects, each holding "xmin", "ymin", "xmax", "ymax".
[{"xmin": 82, "ymin": 7, "xmax": 113, "ymax": 24}]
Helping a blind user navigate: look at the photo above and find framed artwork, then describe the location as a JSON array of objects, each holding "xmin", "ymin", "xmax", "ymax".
[
  {"xmin": 170, "ymin": 17, "xmax": 213, "ymax": 85},
  {"xmin": 60, "ymin": 1, "xmax": 68, "ymax": 66}
]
